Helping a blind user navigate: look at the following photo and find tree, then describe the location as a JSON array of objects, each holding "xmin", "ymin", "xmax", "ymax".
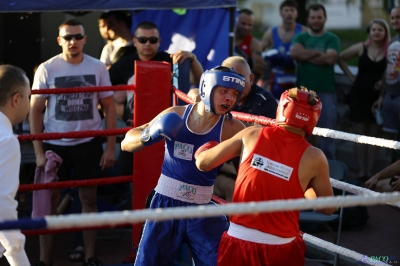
[{"xmin": 295, "ymin": 0, "xmax": 307, "ymax": 25}]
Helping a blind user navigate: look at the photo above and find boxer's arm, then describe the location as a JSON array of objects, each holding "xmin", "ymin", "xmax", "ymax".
[
  {"xmin": 196, "ymin": 133, "xmax": 242, "ymax": 172},
  {"xmin": 121, "ymin": 108, "xmax": 183, "ymax": 152},
  {"xmin": 303, "ymin": 147, "xmax": 335, "ymax": 215}
]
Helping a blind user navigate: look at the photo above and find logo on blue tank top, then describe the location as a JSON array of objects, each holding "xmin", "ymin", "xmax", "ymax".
[{"xmin": 174, "ymin": 141, "xmax": 194, "ymax": 161}]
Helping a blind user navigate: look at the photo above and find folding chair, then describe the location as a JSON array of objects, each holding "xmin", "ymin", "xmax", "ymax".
[{"xmin": 299, "ymin": 159, "xmax": 348, "ymax": 266}]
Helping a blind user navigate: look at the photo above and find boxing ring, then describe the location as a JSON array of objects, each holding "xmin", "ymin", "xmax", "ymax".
[{"xmin": 3, "ymin": 60, "xmax": 400, "ymax": 265}]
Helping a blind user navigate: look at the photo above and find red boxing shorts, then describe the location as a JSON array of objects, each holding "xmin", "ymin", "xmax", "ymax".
[{"xmin": 217, "ymin": 231, "xmax": 306, "ymax": 266}]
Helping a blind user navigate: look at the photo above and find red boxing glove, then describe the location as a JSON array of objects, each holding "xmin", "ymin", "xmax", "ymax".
[{"xmin": 194, "ymin": 141, "xmax": 219, "ymax": 159}]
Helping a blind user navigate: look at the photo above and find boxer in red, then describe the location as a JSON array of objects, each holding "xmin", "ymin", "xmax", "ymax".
[{"xmin": 196, "ymin": 86, "xmax": 335, "ymax": 266}]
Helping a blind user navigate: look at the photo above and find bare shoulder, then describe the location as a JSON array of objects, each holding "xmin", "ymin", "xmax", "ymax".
[
  {"xmin": 262, "ymin": 27, "xmax": 272, "ymax": 40},
  {"xmin": 222, "ymin": 117, "xmax": 246, "ymax": 140},
  {"xmin": 302, "ymin": 145, "xmax": 328, "ymax": 169},
  {"xmin": 251, "ymin": 37, "xmax": 262, "ymax": 50},
  {"xmin": 168, "ymin": 105, "xmax": 187, "ymax": 117},
  {"xmin": 243, "ymin": 126, "xmax": 262, "ymax": 139},
  {"xmin": 261, "ymin": 28, "xmax": 273, "ymax": 50},
  {"xmin": 350, "ymin": 42, "xmax": 364, "ymax": 51}
]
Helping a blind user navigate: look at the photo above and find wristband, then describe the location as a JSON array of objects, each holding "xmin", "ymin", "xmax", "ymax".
[{"xmin": 140, "ymin": 127, "xmax": 153, "ymax": 146}]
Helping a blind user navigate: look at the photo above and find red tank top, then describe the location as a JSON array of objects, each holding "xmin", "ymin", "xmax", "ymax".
[
  {"xmin": 238, "ymin": 34, "xmax": 252, "ymax": 58},
  {"xmin": 231, "ymin": 126, "xmax": 310, "ymax": 238}
]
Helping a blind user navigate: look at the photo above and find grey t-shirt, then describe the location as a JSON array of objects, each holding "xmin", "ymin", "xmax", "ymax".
[{"xmin": 32, "ymin": 54, "xmax": 113, "ymax": 146}]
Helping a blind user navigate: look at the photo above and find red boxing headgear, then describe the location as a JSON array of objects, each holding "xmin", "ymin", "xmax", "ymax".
[{"xmin": 276, "ymin": 89, "xmax": 322, "ymax": 136}]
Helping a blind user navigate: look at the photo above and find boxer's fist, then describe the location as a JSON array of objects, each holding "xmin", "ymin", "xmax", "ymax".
[
  {"xmin": 141, "ymin": 112, "xmax": 184, "ymax": 146},
  {"xmin": 194, "ymin": 141, "xmax": 219, "ymax": 159}
]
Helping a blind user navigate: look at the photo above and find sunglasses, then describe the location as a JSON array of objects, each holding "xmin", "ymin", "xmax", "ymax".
[
  {"xmin": 135, "ymin": 36, "xmax": 159, "ymax": 44},
  {"xmin": 60, "ymin": 34, "xmax": 85, "ymax": 41}
]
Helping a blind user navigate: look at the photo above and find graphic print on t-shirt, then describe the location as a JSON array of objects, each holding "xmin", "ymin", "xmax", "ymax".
[
  {"xmin": 251, "ymin": 154, "xmax": 293, "ymax": 181},
  {"xmin": 54, "ymin": 75, "xmax": 95, "ymax": 121}
]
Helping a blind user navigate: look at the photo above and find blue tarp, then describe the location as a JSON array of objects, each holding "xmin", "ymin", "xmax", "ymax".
[
  {"xmin": 133, "ymin": 9, "xmax": 231, "ymax": 70},
  {"xmin": 0, "ymin": 0, "xmax": 236, "ymax": 12}
]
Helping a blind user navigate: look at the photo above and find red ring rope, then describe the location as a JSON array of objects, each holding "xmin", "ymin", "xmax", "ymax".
[{"xmin": 31, "ymin": 84, "xmax": 134, "ymax": 95}]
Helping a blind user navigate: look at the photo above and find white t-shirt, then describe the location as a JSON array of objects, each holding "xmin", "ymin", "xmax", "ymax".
[
  {"xmin": 0, "ymin": 112, "xmax": 29, "ymax": 265},
  {"xmin": 100, "ymin": 38, "xmax": 133, "ymax": 66},
  {"xmin": 32, "ymin": 54, "xmax": 113, "ymax": 146}
]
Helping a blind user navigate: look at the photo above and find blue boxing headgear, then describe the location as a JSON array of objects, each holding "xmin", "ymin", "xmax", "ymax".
[{"xmin": 199, "ymin": 66, "xmax": 245, "ymax": 115}]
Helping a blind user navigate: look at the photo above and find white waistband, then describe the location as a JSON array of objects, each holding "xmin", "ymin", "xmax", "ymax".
[
  {"xmin": 155, "ymin": 174, "xmax": 213, "ymax": 204},
  {"xmin": 228, "ymin": 222, "xmax": 295, "ymax": 245}
]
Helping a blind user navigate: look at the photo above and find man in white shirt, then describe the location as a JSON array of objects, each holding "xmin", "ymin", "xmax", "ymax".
[{"xmin": 0, "ymin": 64, "xmax": 31, "ymax": 266}]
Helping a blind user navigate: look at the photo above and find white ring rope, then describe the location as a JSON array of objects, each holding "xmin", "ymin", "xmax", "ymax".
[
  {"xmin": 313, "ymin": 127, "xmax": 400, "ymax": 150},
  {"xmin": 330, "ymin": 178, "xmax": 400, "ymax": 208},
  {"xmin": 303, "ymin": 233, "xmax": 389, "ymax": 266},
  {"xmin": 44, "ymin": 192, "xmax": 400, "ymax": 229}
]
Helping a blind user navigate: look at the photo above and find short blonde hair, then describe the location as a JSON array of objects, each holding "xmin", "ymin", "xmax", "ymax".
[{"xmin": 287, "ymin": 86, "xmax": 317, "ymax": 106}]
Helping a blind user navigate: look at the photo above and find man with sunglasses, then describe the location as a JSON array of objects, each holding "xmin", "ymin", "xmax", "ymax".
[
  {"xmin": 30, "ymin": 19, "xmax": 116, "ymax": 266},
  {"xmin": 108, "ymin": 21, "xmax": 204, "ymax": 181},
  {"xmin": 109, "ymin": 21, "xmax": 203, "ymax": 86}
]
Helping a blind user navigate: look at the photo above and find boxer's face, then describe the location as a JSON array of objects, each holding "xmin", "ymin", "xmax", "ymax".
[{"xmin": 212, "ymin": 86, "xmax": 240, "ymax": 115}]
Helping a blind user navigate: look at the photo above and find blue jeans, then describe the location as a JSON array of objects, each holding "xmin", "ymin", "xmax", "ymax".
[{"xmin": 315, "ymin": 92, "xmax": 338, "ymax": 160}]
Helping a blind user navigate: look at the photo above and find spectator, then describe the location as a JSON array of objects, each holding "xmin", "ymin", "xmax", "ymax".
[
  {"xmin": 366, "ymin": 160, "xmax": 400, "ymax": 192},
  {"xmin": 290, "ymin": 3, "xmax": 340, "ymax": 160},
  {"xmin": 30, "ymin": 19, "xmax": 116, "ymax": 266},
  {"xmin": 373, "ymin": 6, "xmax": 400, "ymax": 162},
  {"xmin": 109, "ymin": 21, "xmax": 203, "ymax": 86},
  {"xmin": 195, "ymin": 87, "xmax": 335, "ymax": 266},
  {"xmin": 338, "ymin": 18, "xmax": 390, "ymax": 180},
  {"xmin": 234, "ymin": 8, "xmax": 264, "ymax": 80},
  {"xmin": 98, "ymin": 12, "xmax": 117, "ymax": 56},
  {"xmin": 100, "ymin": 11, "xmax": 136, "ymax": 69},
  {"xmin": 121, "ymin": 66, "xmax": 246, "ymax": 265},
  {"xmin": 109, "ymin": 21, "xmax": 204, "ymax": 177},
  {"xmin": 188, "ymin": 56, "xmax": 278, "ymax": 201},
  {"xmin": 0, "ymin": 65, "xmax": 31, "ymax": 266},
  {"xmin": 260, "ymin": 0, "xmax": 307, "ymax": 99}
]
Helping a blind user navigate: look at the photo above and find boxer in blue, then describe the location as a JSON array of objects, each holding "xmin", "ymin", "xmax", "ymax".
[{"xmin": 121, "ymin": 66, "xmax": 246, "ymax": 266}]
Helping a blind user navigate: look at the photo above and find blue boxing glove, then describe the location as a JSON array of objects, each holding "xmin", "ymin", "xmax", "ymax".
[
  {"xmin": 140, "ymin": 112, "xmax": 184, "ymax": 146},
  {"xmin": 263, "ymin": 49, "xmax": 295, "ymax": 68}
]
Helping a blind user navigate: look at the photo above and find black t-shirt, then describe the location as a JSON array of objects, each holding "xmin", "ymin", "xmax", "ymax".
[
  {"xmin": 108, "ymin": 51, "xmax": 172, "ymax": 85},
  {"xmin": 112, "ymin": 45, "xmax": 137, "ymax": 65},
  {"xmin": 234, "ymin": 83, "xmax": 277, "ymax": 119}
]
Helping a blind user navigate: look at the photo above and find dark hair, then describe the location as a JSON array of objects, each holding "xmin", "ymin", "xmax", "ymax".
[
  {"xmin": 238, "ymin": 8, "xmax": 253, "ymax": 16},
  {"xmin": 108, "ymin": 11, "xmax": 132, "ymax": 29},
  {"xmin": 280, "ymin": 0, "xmax": 298, "ymax": 11},
  {"xmin": 307, "ymin": 3, "xmax": 327, "ymax": 18},
  {"xmin": 134, "ymin": 21, "xmax": 159, "ymax": 34},
  {"xmin": 0, "ymin": 65, "xmax": 28, "ymax": 107},
  {"xmin": 59, "ymin": 19, "xmax": 84, "ymax": 31},
  {"xmin": 99, "ymin": 12, "xmax": 111, "ymax": 20}
]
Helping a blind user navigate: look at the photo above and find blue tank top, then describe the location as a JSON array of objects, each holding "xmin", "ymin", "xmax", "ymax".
[
  {"xmin": 161, "ymin": 104, "xmax": 224, "ymax": 186},
  {"xmin": 272, "ymin": 23, "xmax": 302, "ymax": 53},
  {"xmin": 270, "ymin": 23, "xmax": 302, "ymax": 99}
]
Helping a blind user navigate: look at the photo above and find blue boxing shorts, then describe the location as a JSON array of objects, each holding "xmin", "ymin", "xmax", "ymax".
[{"xmin": 134, "ymin": 192, "xmax": 228, "ymax": 266}]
